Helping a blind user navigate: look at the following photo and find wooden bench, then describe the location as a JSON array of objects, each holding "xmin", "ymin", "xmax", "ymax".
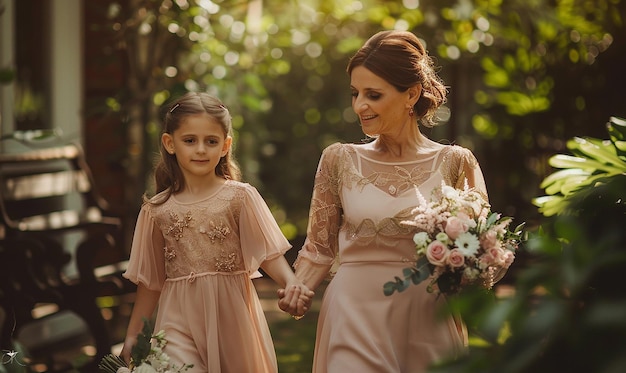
[{"xmin": 0, "ymin": 131, "xmax": 130, "ymax": 371}]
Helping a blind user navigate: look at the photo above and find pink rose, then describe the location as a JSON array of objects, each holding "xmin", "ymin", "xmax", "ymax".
[
  {"xmin": 447, "ymin": 249, "xmax": 465, "ymax": 268},
  {"xmin": 480, "ymin": 230, "xmax": 498, "ymax": 250},
  {"xmin": 502, "ymin": 250, "xmax": 515, "ymax": 267},
  {"xmin": 426, "ymin": 241, "xmax": 450, "ymax": 266},
  {"xmin": 445, "ymin": 215, "xmax": 470, "ymax": 240},
  {"xmin": 478, "ymin": 254, "xmax": 492, "ymax": 269},
  {"xmin": 485, "ymin": 247, "xmax": 506, "ymax": 267}
]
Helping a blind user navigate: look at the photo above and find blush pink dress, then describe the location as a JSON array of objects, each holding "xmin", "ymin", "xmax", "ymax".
[
  {"xmin": 295, "ymin": 143, "xmax": 488, "ymax": 373},
  {"xmin": 123, "ymin": 180, "xmax": 291, "ymax": 373}
]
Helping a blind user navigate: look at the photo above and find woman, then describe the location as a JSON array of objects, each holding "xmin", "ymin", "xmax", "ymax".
[{"xmin": 279, "ymin": 30, "xmax": 489, "ymax": 372}]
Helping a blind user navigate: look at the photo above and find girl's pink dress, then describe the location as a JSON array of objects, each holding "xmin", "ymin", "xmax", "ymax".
[
  {"xmin": 123, "ymin": 180, "xmax": 290, "ymax": 373},
  {"xmin": 295, "ymin": 143, "xmax": 489, "ymax": 373}
]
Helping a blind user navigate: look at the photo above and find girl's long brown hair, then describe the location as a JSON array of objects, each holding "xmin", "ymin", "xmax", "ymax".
[{"xmin": 147, "ymin": 92, "xmax": 241, "ymax": 204}]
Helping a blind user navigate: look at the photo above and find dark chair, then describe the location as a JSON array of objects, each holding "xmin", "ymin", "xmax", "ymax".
[{"xmin": 0, "ymin": 130, "xmax": 129, "ymax": 372}]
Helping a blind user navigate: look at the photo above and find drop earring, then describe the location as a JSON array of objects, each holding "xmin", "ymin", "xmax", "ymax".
[{"xmin": 409, "ymin": 107, "xmax": 414, "ymax": 117}]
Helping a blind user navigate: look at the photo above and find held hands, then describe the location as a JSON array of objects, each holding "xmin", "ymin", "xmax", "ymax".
[{"xmin": 277, "ymin": 283, "xmax": 314, "ymax": 319}]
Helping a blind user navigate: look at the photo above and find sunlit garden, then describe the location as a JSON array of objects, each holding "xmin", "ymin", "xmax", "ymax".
[{"xmin": 2, "ymin": 0, "xmax": 626, "ymax": 372}]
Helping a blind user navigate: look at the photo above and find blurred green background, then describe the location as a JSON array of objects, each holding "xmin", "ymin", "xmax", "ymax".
[{"xmin": 10, "ymin": 0, "xmax": 625, "ymax": 252}]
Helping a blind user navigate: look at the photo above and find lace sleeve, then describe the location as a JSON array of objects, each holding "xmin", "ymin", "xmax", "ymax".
[
  {"xmin": 452, "ymin": 146, "xmax": 488, "ymax": 202},
  {"xmin": 451, "ymin": 147, "xmax": 511, "ymax": 285},
  {"xmin": 294, "ymin": 143, "xmax": 344, "ymax": 288}
]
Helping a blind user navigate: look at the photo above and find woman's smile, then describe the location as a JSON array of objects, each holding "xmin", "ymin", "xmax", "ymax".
[{"xmin": 360, "ymin": 114, "xmax": 378, "ymax": 121}]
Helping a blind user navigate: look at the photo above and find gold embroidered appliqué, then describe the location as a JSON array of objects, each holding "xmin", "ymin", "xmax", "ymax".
[
  {"xmin": 202, "ymin": 221, "xmax": 231, "ymax": 243},
  {"xmin": 166, "ymin": 211, "xmax": 192, "ymax": 240},
  {"xmin": 215, "ymin": 250, "xmax": 237, "ymax": 272},
  {"xmin": 164, "ymin": 246, "xmax": 176, "ymax": 261}
]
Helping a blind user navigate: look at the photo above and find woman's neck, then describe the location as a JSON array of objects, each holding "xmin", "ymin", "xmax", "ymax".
[{"xmin": 373, "ymin": 128, "xmax": 439, "ymax": 159}]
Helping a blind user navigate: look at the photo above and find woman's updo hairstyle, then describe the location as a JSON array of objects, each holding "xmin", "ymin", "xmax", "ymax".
[{"xmin": 347, "ymin": 30, "xmax": 448, "ymax": 127}]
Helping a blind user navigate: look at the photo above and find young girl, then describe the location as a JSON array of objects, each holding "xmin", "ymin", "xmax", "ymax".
[{"xmin": 120, "ymin": 92, "xmax": 313, "ymax": 372}]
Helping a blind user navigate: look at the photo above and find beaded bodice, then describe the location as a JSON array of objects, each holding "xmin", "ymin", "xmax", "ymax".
[{"xmin": 146, "ymin": 183, "xmax": 248, "ymax": 279}]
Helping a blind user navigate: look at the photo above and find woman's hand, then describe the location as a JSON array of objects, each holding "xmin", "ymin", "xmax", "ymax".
[{"xmin": 277, "ymin": 284, "xmax": 314, "ymax": 318}]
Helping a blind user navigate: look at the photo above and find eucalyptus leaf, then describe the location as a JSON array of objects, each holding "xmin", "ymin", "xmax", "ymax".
[
  {"xmin": 131, "ymin": 318, "xmax": 154, "ymax": 366},
  {"xmin": 383, "ymin": 276, "xmax": 409, "ymax": 296},
  {"xmin": 486, "ymin": 212, "xmax": 499, "ymax": 226},
  {"xmin": 383, "ymin": 257, "xmax": 433, "ymax": 296}
]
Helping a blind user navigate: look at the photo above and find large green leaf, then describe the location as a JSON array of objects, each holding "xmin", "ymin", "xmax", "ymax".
[
  {"xmin": 539, "ymin": 169, "xmax": 589, "ymax": 195},
  {"xmin": 607, "ymin": 116, "xmax": 626, "ymax": 158},
  {"xmin": 549, "ymin": 154, "xmax": 624, "ymax": 174},
  {"xmin": 569, "ymin": 137, "xmax": 624, "ymax": 167},
  {"xmin": 534, "ymin": 116, "xmax": 626, "ymax": 217}
]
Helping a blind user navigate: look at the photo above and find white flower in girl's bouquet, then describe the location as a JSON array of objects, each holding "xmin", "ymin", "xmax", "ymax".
[
  {"xmin": 99, "ymin": 319, "xmax": 193, "ymax": 373},
  {"xmin": 384, "ymin": 181, "xmax": 525, "ymax": 297}
]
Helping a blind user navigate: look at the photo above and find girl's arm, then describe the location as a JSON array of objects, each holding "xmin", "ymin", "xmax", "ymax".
[{"xmin": 120, "ymin": 283, "xmax": 161, "ymax": 364}]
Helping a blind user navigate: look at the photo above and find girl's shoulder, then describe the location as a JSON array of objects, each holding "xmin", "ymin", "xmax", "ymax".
[
  {"xmin": 142, "ymin": 189, "xmax": 171, "ymax": 208},
  {"xmin": 223, "ymin": 179, "xmax": 263, "ymax": 200},
  {"xmin": 224, "ymin": 179, "xmax": 254, "ymax": 193}
]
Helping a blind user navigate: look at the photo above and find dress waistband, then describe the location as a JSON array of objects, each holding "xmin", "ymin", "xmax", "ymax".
[
  {"xmin": 340, "ymin": 259, "xmax": 414, "ymax": 265},
  {"xmin": 166, "ymin": 270, "xmax": 248, "ymax": 283}
]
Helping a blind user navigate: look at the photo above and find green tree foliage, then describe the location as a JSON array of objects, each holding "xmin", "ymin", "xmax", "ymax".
[
  {"xmin": 534, "ymin": 116, "xmax": 626, "ymax": 216},
  {"xmin": 95, "ymin": 0, "xmax": 625, "ymax": 240}
]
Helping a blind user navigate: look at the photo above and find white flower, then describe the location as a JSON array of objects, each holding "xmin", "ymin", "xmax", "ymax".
[
  {"xmin": 394, "ymin": 181, "xmax": 522, "ymax": 297},
  {"xmin": 148, "ymin": 350, "xmax": 171, "ymax": 371},
  {"xmin": 153, "ymin": 329, "xmax": 167, "ymax": 340},
  {"xmin": 134, "ymin": 363, "xmax": 158, "ymax": 373},
  {"xmin": 454, "ymin": 232, "xmax": 480, "ymax": 257},
  {"xmin": 463, "ymin": 266, "xmax": 480, "ymax": 281},
  {"xmin": 440, "ymin": 184, "xmax": 458, "ymax": 199},
  {"xmin": 413, "ymin": 232, "xmax": 431, "ymax": 249},
  {"xmin": 435, "ymin": 231, "xmax": 450, "ymax": 245}
]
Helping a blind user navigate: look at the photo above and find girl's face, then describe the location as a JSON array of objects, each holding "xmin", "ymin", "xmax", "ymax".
[
  {"xmin": 350, "ymin": 66, "xmax": 417, "ymax": 137},
  {"xmin": 162, "ymin": 113, "xmax": 232, "ymax": 181}
]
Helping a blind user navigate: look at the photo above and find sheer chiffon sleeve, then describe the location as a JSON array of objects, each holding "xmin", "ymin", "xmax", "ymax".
[
  {"xmin": 294, "ymin": 143, "xmax": 344, "ymax": 289},
  {"xmin": 123, "ymin": 205, "xmax": 167, "ymax": 291},
  {"xmin": 239, "ymin": 184, "xmax": 292, "ymax": 275}
]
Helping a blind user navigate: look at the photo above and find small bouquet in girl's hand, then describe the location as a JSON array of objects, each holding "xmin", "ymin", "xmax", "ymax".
[
  {"xmin": 99, "ymin": 319, "xmax": 193, "ymax": 373},
  {"xmin": 384, "ymin": 182, "xmax": 525, "ymax": 297}
]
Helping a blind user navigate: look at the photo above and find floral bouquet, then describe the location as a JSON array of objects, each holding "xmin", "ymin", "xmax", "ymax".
[
  {"xmin": 99, "ymin": 319, "xmax": 193, "ymax": 373},
  {"xmin": 383, "ymin": 181, "xmax": 525, "ymax": 297}
]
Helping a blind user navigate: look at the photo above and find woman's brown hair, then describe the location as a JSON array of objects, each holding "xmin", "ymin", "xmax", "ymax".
[{"xmin": 347, "ymin": 30, "xmax": 447, "ymax": 127}]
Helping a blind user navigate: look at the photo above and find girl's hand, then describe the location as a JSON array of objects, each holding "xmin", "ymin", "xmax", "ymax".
[
  {"xmin": 120, "ymin": 335, "xmax": 137, "ymax": 365},
  {"xmin": 277, "ymin": 284, "xmax": 314, "ymax": 318}
]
